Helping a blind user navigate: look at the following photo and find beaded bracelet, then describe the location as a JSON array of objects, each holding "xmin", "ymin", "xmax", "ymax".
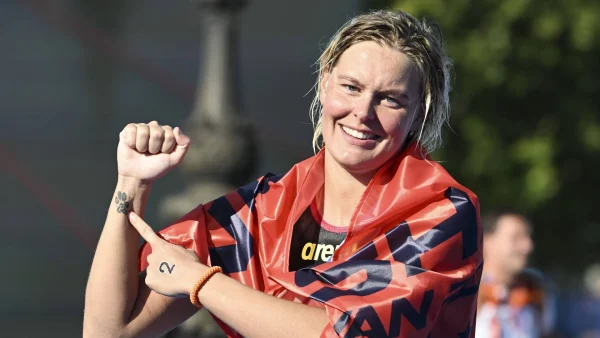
[{"xmin": 190, "ymin": 266, "xmax": 223, "ymax": 307}]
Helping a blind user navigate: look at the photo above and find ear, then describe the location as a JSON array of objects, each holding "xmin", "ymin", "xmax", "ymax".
[{"xmin": 319, "ymin": 67, "xmax": 332, "ymax": 105}]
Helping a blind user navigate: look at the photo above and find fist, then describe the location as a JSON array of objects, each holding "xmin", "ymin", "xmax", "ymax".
[{"xmin": 117, "ymin": 121, "xmax": 191, "ymax": 182}]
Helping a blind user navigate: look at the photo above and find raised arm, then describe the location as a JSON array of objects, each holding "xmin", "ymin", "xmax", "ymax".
[{"xmin": 83, "ymin": 122, "xmax": 195, "ymax": 337}]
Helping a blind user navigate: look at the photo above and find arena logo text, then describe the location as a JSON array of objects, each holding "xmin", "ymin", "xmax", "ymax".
[{"xmin": 301, "ymin": 242, "xmax": 341, "ymax": 262}]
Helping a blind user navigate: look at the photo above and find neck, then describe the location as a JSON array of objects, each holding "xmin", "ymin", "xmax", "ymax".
[
  {"xmin": 483, "ymin": 260, "xmax": 515, "ymax": 286},
  {"xmin": 319, "ymin": 150, "xmax": 375, "ymax": 227}
]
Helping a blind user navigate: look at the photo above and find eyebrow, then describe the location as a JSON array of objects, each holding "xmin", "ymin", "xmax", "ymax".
[
  {"xmin": 337, "ymin": 75, "xmax": 362, "ymax": 86},
  {"xmin": 382, "ymin": 89, "xmax": 409, "ymax": 102},
  {"xmin": 337, "ymin": 75, "xmax": 410, "ymax": 101}
]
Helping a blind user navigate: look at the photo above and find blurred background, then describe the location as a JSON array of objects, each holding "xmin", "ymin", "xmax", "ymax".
[{"xmin": 0, "ymin": 0, "xmax": 598, "ymax": 337}]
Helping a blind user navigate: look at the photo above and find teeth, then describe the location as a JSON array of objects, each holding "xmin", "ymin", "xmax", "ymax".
[{"xmin": 342, "ymin": 126, "xmax": 376, "ymax": 140}]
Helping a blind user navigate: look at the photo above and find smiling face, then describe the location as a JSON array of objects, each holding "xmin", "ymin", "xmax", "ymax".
[{"xmin": 320, "ymin": 41, "xmax": 423, "ymax": 177}]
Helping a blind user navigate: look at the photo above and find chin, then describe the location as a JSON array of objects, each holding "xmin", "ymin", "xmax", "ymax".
[
  {"xmin": 510, "ymin": 262, "xmax": 528, "ymax": 274},
  {"xmin": 327, "ymin": 146, "xmax": 388, "ymax": 175}
]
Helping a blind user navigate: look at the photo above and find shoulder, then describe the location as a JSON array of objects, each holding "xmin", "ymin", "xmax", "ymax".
[
  {"xmin": 432, "ymin": 160, "xmax": 479, "ymax": 203},
  {"xmin": 226, "ymin": 154, "xmax": 319, "ymax": 205},
  {"xmin": 514, "ymin": 268, "xmax": 546, "ymax": 292},
  {"xmin": 418, "ymin": 158, "xmax": 481, "ymax": 224},
  {"xmin": 411, "ymin": 157, "xmax": 483, "ymax": 262},
  {"xmin": 505, "ymin": 268, "xmax": 550, "ymax": 311},
  {"xmin": 384, "ymin": 146, "xmax": 482, "ymax": 237},
  {"xmin": 403, "ymin": 145, "xmax": 479, "ymax": 205},
  {"xmin": 239, "ymin": 154, "xmax": 321, "ymax": 197},
  {"xmin": 235, "ymin": 172, "xmax": 287, "ymax": 202}
]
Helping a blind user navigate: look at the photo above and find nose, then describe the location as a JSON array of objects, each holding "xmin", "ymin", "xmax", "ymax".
[{"xmin": 353, "ymin": 95, "xmax": 376, "ymax": 122}]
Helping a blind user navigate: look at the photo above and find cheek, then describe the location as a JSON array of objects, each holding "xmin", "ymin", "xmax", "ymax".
[
  {"xmin": 378, "ymin": 112, "xmax": 411, "ymax": 143},
  {"xmin": 322, "ymin": 91, "xmax": 353, "ymax": 121},
  {"xmin": 517, "ymin": 238, "xmax": 533, "ymax": 253},
  {"xmin": 483, "ymin": 238, "xmax": 496, "ymax": 254},
  {"xmin": 493, "ymin": 238, "xmax": 511, "ymax": 255},
  {"xmin": 381, "ymin": 115, "xmax": 405, "ymax": 135}
]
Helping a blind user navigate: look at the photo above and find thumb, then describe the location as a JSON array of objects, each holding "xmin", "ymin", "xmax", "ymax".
[{"xmin": 170, "ymin": 127, "xmax": 190, "ymax": 164}]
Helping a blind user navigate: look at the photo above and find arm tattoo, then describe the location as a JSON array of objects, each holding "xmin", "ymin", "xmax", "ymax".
[
  {"xmin": 115, "ymin": 191, "xmax": 130, "ymax": 214},
  {"xmin": 159, "ymin": 262, "xmax": 175, "ymax": 274}
]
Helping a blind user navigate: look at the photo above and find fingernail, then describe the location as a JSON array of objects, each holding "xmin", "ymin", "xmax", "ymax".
[{"xmin": 128, "ymin": 212, "xmax": 137, "ymax": 221}]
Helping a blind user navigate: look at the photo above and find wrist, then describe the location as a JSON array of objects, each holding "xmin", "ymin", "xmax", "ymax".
[
  {"xmin": 186, "ymin": 262, "xmax": 211, "ymax": 295},
  {"xmin": 117, "ymin": 175, "xmax": 153, "ymax": 191},
  {"xmin": 188, "ymin": 264, "xmax": 223, "ymax": 307}
]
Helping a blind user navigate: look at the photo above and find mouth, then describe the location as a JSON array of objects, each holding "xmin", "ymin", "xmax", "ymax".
[{"xmin": 341, "ymin": 125, "xmax": 380, "ymax": 141}]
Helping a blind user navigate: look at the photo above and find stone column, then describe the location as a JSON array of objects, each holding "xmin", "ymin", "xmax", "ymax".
[
  {"xmin": 159, "ymin": 0, "xmax": 256, "ymax": 220},
  {"xmin": 159, "ymin": 0, "xmax": 256, "ymax": 337}
]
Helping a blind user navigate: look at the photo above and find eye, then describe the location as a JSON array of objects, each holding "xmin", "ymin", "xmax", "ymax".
[
  {"xmin": 383, "ymin": 96, "xmax": 402, "ymax": 108},
  {"xmin": 343, "ymin": 84, "xmax": 359, "ymax": 93}
]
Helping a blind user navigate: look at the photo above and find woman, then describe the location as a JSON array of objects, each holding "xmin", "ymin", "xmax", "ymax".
[{"xmin": 84, "ymin": 9, "xmax": 482, "ymax": 338}]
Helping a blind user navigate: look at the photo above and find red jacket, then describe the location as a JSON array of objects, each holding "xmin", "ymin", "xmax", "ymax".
[{"xmin": 139, "ymin": 143, "xmax": 483, "ymax": 337}]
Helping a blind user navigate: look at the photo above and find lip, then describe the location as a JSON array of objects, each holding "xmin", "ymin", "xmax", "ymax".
[
  {"xmin": 339, "ymin": 124, "xmax": 380, "ymax": 137},
  {"xmin": 339, "ymin": 124, "xmax": 379, "ymax": 148}
]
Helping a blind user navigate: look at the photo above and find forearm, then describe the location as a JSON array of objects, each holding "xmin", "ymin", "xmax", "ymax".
[
  {"xmin": 195, "ymin": 268, "xmax": 329, "ymax": 338},
  {"xmin": 84, "ymin": 177, "xmax": 151, "ymax": 336}
]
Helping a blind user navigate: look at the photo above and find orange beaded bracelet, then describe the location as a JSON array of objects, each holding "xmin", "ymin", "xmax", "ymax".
[{"xmin": 190, "ymin": 266, "xmax": 223, "ymax": 307}]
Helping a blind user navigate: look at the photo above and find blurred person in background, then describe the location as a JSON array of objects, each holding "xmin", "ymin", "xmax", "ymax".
[{"xmin": 476, "ymin": 209, "xmax": 556, "ymax": 338}]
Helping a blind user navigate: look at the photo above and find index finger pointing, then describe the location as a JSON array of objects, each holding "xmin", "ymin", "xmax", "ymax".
[{"xmin": 128, "ymin": 212, "xmax": 161, "ymax": 245}]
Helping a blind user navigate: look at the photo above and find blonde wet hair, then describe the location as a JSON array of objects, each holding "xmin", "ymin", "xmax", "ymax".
[{"xmin": 310, "ymin": 10, "xmax": 452, "ymax": 155}]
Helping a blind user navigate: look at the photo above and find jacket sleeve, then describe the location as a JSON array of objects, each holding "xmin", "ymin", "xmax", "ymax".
[
  {"xmin": 137, "ymin": 174, "xmax": 276, "ymax": 274},
  {"xmin": 138, "ymin": 203, "xmax": 211, "ymax": 273},
  {"xmin": 270, "ymin": 187, "xmax": 483, "ymax": 338},
  {"xmin": 137, "ymin": 175, "xmax": 278, "ymax": 338}
]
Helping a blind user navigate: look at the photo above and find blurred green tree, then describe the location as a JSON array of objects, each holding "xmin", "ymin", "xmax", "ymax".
[{"xmin": 367, "ymin": 0, "xmax": 600, "ymax": 280}]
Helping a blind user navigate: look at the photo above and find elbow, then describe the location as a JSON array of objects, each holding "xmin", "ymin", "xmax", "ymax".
[
  {"xmin": 82, "ymin": 317, "xmax": 128, "ymax": 338},
  {"xmin": 82, "ymin": 326, "xmax": 108, "ymax": 338},
  {"xmin": 83, "ymin": 328, "xmax": 129, "ymax": 338}
]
